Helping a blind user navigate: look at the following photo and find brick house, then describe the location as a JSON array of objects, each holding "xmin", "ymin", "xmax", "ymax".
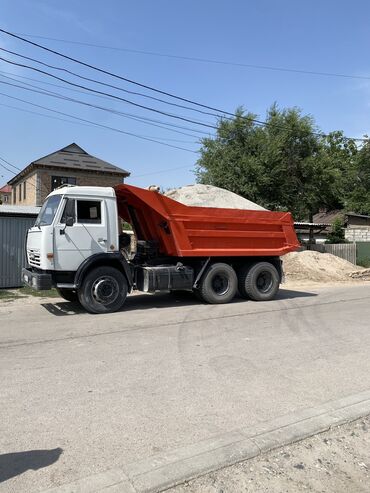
[
  {"xmin": 313, "ymin": 210, "xmax": 370, "ymax": 242},
  {"xmin": 8, "ymin": 143, "xmax": 130, "ymax": 206},
  {"xmin": 0, "ymin": 184, "xmax": 12, "ymax": 204}
]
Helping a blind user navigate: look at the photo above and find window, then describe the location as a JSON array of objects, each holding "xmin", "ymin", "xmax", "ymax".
[
  {"xmin": 4, "ymin": 195, "xmax": 8, "ymax": 203},
  {"xmin": 60, "ymin": 199, "xmax": 76, "ymax": 224},
  {"xmin": 35, "ymin": 195, "xmax": 62, "ymax": 227},
  {"xmin": 23, "ymin": 181, "xmax": 26, "ymax": 200},
  {"xmin": 19, "ymin": 184, "xmax": 22, "ymax": 201},
  {"xmin": 13, "ymin": 188, "xmax": 16, "ymax": 204},
  {"xmin": 77, "ymin": 200, "xmax": 101, "ymax": 224},
  {"xmin": 51, "ymin": 176, "xmax": 76, "ymax": 191}
]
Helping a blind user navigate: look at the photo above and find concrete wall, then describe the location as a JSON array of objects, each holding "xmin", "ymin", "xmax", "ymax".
[{"xmin": 345, "ymin": 228, "xmax": 370, "ymax": 242}]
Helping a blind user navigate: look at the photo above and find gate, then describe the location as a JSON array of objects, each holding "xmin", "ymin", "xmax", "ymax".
[{"xmin": 0, "ymin": 208, "xmax": 38, "ymax": 288}]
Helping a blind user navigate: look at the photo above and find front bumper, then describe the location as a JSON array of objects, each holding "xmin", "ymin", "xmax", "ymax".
[{"xmin": 22, "ymin": 268, "xmax": 53, "ymax": 291}]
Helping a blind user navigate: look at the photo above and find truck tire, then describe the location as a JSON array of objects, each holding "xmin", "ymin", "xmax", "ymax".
[
  {"xmin": 197, "ymin": 263, "xmax": 237, "ymax": 304},
  {"xmin": 56, "ymin": 288, "xmax": 79, "ymax": 303},
  {"xmin": 238, "ymin": 262, "xmax": 279, "ymax": 301},
  {"xmin": 78, "ymin": 266, "xmax": 128, "ymax": 314}
]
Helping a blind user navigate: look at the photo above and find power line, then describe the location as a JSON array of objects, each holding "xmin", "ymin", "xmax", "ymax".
[
  {"xmin": 0, "ymin": 28, "xmax": 368, "ymax": 143},
  {"xmin": 0, "ymin": 156, "xmax": 18, "ymax": 174},
  {"xmin": 15, "ymin": 32, "xmax": 370, "ymax": 83},
  {"xmin": 131, "ymin": 165, "xmax": 192, "ymax": 178},
  {"xmin": 0, "ymin": 92, "xmax": 199, "ymax": 153},
  {"xmin": 0, "ymin": 101, "xmax": 198, "ymax": 145},
  {"xmin": 0, "ymin": 78, "xmax": 200, "ymax": 144},
  {"xmin": 0, "ymin": 28, "xmax": 243, "ymax": 117},
  {"xmin": 0, "ymin": 72, "xmax": 209, "ymax": 139},
  {"xmin": 0, "ymin": 156, "xmax": 50, "ymax": 197},
  {"xmin": 0, "ymin": 55, "xmax": 217, "ymax": 130},
  {"xmin": 0, "ymin": 153, "xmax": 193, "ymax": 190},
  {"xmin": 0, "ymin": 46, "xmax": 219, "ymax": 118}
]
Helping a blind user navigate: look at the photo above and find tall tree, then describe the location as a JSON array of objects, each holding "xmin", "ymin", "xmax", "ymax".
[
  {"xmin": 346, "ymin": 139, "xmax": 370, "ymax": 215},
  {"xmin": 196, "ymin": 105, "xmax": 350, "ymax": 220}
]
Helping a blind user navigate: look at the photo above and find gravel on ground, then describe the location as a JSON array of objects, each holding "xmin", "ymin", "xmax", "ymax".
[
  {"xmin": 170, "ymin": 416, "xmax": 370, "ymax": 493},
  {"xmin": 165, "ymin": 184, "xmax": 267, "ymax": 210},
  {"xmin": 283, "ymin": 250, "xmax": 366, "ymax": 283}
]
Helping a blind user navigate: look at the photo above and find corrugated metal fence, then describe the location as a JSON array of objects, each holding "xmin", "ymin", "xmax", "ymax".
[
  {"xmin": 308, "ymin": 243, "xmax": 357, "ymax": 265},
  {"xmin": 324, "ymin": 243, "xmax": 357, "ymax": 264},
  {"xmin": 0, "ymin": 215, "xmax": 36, "ymax": 288}
]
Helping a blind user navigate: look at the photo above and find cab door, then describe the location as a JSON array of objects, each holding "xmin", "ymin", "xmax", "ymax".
[{"xmin": 54, "ymin": 197, "xmax": 108, "ymax": 271}]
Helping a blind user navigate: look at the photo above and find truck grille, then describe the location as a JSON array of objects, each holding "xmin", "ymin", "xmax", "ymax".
[{"xmin": 27, "ymin": 248, "xmax": 41, "ymax": 267}]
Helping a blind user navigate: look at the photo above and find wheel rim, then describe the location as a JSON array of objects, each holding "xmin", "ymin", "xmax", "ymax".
[
  {"xmin": 212, "ymin": 273, "xmax": 230, "ymax": 296},
  {"xmin": 256, "ymin": 271, "xmax": 273, "ymax": 293},
  {"xmin": 91, "ymin": 276, "xmax": 120, "ymax": 305}
]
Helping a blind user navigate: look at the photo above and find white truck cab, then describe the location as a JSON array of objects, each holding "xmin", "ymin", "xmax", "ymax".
[
  {"xmin": 27, "ymin": 186, "xmax": 119, "ymax": 271},
  {"xmin": 23, "ymin": 186, "xmax": 132, "ymax": 310}
]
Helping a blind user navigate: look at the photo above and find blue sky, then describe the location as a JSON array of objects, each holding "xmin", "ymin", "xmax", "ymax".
[{"xmin": 1, "ymin": 0, "xmax": 369, "ymax": 189}]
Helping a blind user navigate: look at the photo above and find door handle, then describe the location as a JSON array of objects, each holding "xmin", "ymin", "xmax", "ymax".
[{"xmin": 98, "ymin": 238, "xmax": 107, "ymax": 243}]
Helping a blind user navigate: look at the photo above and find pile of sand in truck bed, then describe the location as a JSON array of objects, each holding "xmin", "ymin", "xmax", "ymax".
[
  {"xmin": 165, "ymin": 184, "xmax": 267, "ymax": 210},
  {"xmin": 283, "ymin": 250, "xmax": 364, "ymax": 282}
]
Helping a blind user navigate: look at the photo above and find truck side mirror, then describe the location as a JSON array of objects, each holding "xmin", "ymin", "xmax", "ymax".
[{"xmin": 65, "ymin": 216, "xmax": 74, "ymax": 227}]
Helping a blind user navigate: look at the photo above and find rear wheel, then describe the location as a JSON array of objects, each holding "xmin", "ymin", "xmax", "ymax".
[
  {"xmin": 197, "ymin": 263, "xmax": 237, "ymax": 304},
  {"xmin": 238, "ymin": 262, "xmax": 279, "ymax": 301},
  {"xmin": 78, "ymin": 266, "xmax": 128, "ymax": 314},
  {"xmin": 56, "ymin": 288, "xmax": 79, "ymax": 303}
]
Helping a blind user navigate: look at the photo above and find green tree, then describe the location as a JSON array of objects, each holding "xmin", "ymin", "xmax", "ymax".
[
  {"xmin": 326, "ymin": 217, "xmax": 346, "ymax": 244},
  {"xmin": 346, "ymin": 139, "xmax": 370, "ymax": 215},
  {"xmin": 196, "ymin": 105, "xmax": 351, "ymax": 220}
]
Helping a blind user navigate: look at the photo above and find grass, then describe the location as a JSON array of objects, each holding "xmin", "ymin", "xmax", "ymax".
[
  {"xmin": 0, "ymin": 290, "xmax": 25, "ymax": 301},
  {"xmin": 357, "ymin": 258, "xmax": 370, "ymax": 268},
  {"xmin": 0, "ymin": 286, "xmax": 60, "ymax": 301}
]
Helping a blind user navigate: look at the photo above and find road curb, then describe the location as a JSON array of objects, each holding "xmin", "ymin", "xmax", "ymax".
[{"xmin": 42, "ymin": 389, "xmax": 370, "ymax": 493}]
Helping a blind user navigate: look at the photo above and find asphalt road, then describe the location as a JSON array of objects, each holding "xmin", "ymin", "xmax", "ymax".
[{"xmin": 1, "ymin": 283, "xmax": 370, "ymax": 492}]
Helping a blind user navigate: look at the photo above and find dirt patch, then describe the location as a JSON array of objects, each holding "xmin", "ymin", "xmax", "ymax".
[
  {"xmin": 171, "ymin": 416, "xmax": 370, "ymax": 493},
  {"xmin": 283, "ymin": 250, "xmax": 365, "ymax": 283},
  {"xmin": 165, "ymin": 184, "xmax": 267, "ymax": 210},
  {"xmin": 349, "ymin": 268, "xmax": 370, "ymax": 281}
]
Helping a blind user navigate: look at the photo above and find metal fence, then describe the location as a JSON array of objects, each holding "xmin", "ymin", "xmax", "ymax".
[
  {"xmin": 324, "ymin": 243, "xmax": 357, "ymax": 265},
  {"xmin": 0, "ymin": 215, "xmax": 36, "ymax": 288},
  {"xmin": 356, "ymin": 242, "xmax": 370, "ymax": 267},
  {"xmin": 306, "ymin": 243, "xmax": 357, "ymax": 265}
]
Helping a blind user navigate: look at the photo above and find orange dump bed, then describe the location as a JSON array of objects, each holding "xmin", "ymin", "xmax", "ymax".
[{"xmin": 115, "ymin": 184, "xmax": 300, "ymax": 257}]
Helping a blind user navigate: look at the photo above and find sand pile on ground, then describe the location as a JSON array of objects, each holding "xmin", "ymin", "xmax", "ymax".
[
  {"xmin": 349, "ymin": 268, "xmax": 370, "ymax": 280},
  {"xmin": 283, "ymin": 250, "xmax": 364, "ymax": 282},
  {"xmin": 165, "ymin": 184, "xmax": 267, "ymax": 210}
]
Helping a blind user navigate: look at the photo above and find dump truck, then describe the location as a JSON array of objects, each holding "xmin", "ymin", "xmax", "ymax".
[{"xmin": 22, "ymin": 184, "xmax": 300, "ymax": 313}]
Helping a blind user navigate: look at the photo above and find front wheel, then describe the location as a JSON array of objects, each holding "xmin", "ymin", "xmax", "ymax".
[{"xmin": 78, "ymin": 266, "xmax": 128, "ymax": 314}]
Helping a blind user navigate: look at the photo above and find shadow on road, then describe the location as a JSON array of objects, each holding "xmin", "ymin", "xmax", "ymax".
[
  {"xmin": 41, "ymin": 288, "xmax": 317, "ymax": 316},
  {"xmin": 0, "ymin": 448, "xmax": 63, "ymax": 483},
  {"xmin": 276, "ymin": 289, "xmax": 317, "ymax": 300}
]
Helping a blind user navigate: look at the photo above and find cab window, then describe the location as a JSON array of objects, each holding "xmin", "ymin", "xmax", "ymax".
[
  {"xmin": 77, "ymin": 200, "xmax": 102, "ymax": 224},
  {"xmin": 35, "ymin": 195, "xmax": 62, "ymax": 227}
]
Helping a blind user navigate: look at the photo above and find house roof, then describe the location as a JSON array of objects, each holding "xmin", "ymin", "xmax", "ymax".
[
  {"xmin": 0, "ymin": 185, "xmax": 12, "ymax": 193},
  {"xmin": 295, "ymin": 222, "xmax": 331, "ymax": 228},
  {"xmin": 346, "ymin": 212, "xmax": 370, "ymax": 219},
  {"xmin": 313, "ymin": 210, "xmax": 370, "ymax": 224},
  {"xmin": 312, "ymin": 210, "xmax": 344, "ymax": 224},
  {"xmin": 0, "ymin": 205, "xmax": 40, "ymax": 216},
  {"xmin": 8, "ymin": 143, "xmax": 130, "ymax": 185}
]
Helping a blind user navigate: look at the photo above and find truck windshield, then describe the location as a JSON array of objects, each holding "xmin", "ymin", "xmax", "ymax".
[{"xmin": 35, "ymin": 195, "xmax": 62, "ymax": 227}]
